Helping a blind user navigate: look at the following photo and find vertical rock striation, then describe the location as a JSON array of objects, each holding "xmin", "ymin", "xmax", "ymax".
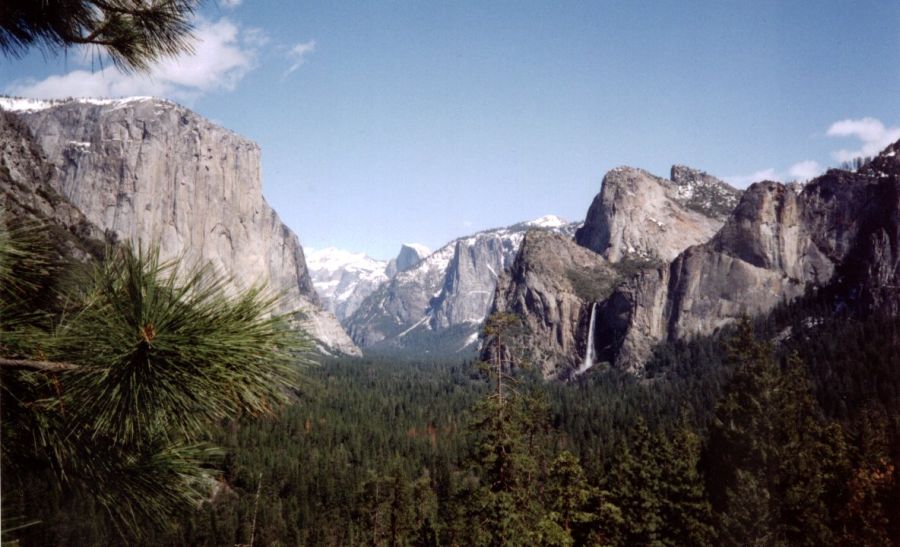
[
  {"xmin": 346, "ymin": 216, "xmax": 578, "ymax": 354},
  {"xmin": 602, "ymin": 143, "xmax": 900, "ymax": 371},
  {"xmin": 488, "ymin": 165, "xmax": 740, "ymax": 377},
  {"xmin": 488, "ymin": 230, "xmax": 621, "ymax": 379},
  {"xmin": 0, "ymin": 97, "xmax": 359, "ymax": 355}
]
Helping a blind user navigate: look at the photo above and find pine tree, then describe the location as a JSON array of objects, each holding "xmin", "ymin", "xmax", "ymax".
[
  {"xmin": 540, "ymin": 450, "xmax": 595, "ymax": 545},
  {"xmin": 607, "ymin": 418, "xmax": 664, "ymax": 545},
  {"xmin": 703, "ymin": 319, "xmax": 779, "ymax": 546},
  {"xmin": 704, "ymin": 320, "xmax": 843, "ymax": 546},
  {"xmin": 469, "ymin": 312, "xmax": 540, "ymax": 546},
  {"xmin": 836, "ymin": 409, "xmax": 896, "ymax": 546},
  {"xmin": 770, "ymin": 354, "xmax": 834, "ymax": 545},
  {"xmin": 657, "ymin": 421, "xmax": 716, "ymax": 546}
]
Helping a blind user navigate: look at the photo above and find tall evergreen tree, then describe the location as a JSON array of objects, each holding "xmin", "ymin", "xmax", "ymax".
[
  {"xmin": 469, "ymin": 312, "xmax": 541, "ymax": 546},
  {"xmin": 607, "ymin": 418, "xmax": 664, "ymax": 546},
  {"xmin": 539, "ymin": 450, "xmax": 595, "ymax": 546},
  {"xmin": 704, "ymin": 320, "xmax": 846, "ymax": 546},
  {"xmin": 704, "ymin": 319, "xmax": 779, "ymax": 546},
  {"xmin": 657, "ymin": 420, "xmax": 716, "ymax": 546}
]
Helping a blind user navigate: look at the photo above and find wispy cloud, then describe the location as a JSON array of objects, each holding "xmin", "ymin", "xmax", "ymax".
[
  {"xmin": 826, "ymin": 117, "xmax": 900, "ymax": 162},
  {"xmin": 220, "ymin": 0, "xmax": 242, "ymax": 7},
  {"xmin": 723, "ymin": 168, "xmax": 781, "ymax": 188},
  {"xmin": 283, "ymin": 40, "xmax": 316, "ymax": 78},
  {"xmin": 724, "ymin": 116, "xmax": 900, "ymax": 187},
  {"xmin": 724, "ymin": 160, "xmax": 825, "ymax": 187},
  {"xmin": 5, "ymin": 18, "xmax": 264, "ymax": 103},
  {"xmin": 786, "ymin": 160, "xmax": 822, "ymax": 181}
]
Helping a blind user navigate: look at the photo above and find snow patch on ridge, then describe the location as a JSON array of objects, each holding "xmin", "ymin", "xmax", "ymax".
[{"xmin": 0, "ymin": 96, "xmax": 161, "ymax": 113}]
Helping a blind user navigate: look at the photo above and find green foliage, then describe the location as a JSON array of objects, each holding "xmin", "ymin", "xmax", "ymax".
[
  {"xmin": 565, "ymin": 267, "xmax": 619, "ymax": 302},
  {"xmin": 606, "ymin": 418, "xmax": 664, "ymax": 545},
  {"xmin": 54, "ymin": 244, "xmax": 304, "ymax": 445},
  {"xmin": 5, "ymin": 265, "xmax": 899, "ymax": 545},
  {"xmin": 0, "ymin": 0, "xmax": 200, "ymax": 72},
  {"xmin": 1, "ymin": 237, "xmax": 309, "ymax": 542},
  {"xmin": 0, "ymin": 210, "xmax": 55, "ymax": 358}
]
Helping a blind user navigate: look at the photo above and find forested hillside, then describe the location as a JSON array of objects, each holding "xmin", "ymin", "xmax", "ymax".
[{"xmin": 9, "ymin": 289, "xmax": 897, "ymax": 545}]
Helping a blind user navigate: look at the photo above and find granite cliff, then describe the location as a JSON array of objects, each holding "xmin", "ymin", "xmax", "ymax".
[
  {"xmin": 575, "ymin": 165, "xmax": 739, "ymax": 262},
  {"xmin": 486, "ymin": 165, "xmax": 741, "ymax": 377},
  {"xmin": 488, "ymin": 144, "xmax": 900, "ymax": 377},
  {"xmin": 602, "ymin": 142, "xmax": 900, "ymax": 370},
  {"xmin": 346, "ymin": 216, "xmax": 578, "ymax": 355},
  {"xmin": 0, "ymin": 97, "xmax": 359, "ymax": 355}
]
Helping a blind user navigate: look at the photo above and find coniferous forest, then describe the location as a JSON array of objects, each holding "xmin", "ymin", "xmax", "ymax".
[
  {"xmin": 2, "ymin": 3, "xmax": 900, "ymax": 546},
  {"xmin": 4, "ymin": 225, "xmax": 898, "ymax": 546}
]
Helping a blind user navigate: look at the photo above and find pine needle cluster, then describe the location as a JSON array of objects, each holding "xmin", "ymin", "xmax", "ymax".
[
  {"xmin": 0, "ymin": 0, "xmax": 200, "ymax": 72},
  {"xmin": 0, "ymin": 211, "xmax": 310, "ymax": 540}
]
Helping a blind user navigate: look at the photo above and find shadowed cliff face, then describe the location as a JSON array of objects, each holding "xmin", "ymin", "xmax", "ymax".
[
  {"xmin": 487, "ymin": 166, "xmax": 739, "ymax": 378},
  {"xmin": 490, "ymin": 147, "xmax": 900, "ymax": 377},
  {"xmin": 1, "ymin": 110, "xmax": 106, "ymax": 263},
  {"xmin": 485, "ymin": 230, "xmax": 624, "ymax": 379},
  {"xmin": 603, "ymin": 143, "xmax": 900, "ymax": 371},
  {"xmin": 0, "ymin": 98, "xmax": 359, "ymax": 356}
]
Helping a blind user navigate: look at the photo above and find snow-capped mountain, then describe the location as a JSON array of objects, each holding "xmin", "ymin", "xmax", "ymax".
[
  {"xmin": 344, "ymin": 215, "xmax": 579, "ymax": 355},
  {"xmin": 306, "ymin": 248, "xmax": 389, "ymax": 322},
  {"xmin": 306, "ymin": 243, "xmax": 430, "ymax": 321}
]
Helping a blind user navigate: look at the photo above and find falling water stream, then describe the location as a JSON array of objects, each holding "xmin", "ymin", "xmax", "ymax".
[{"xmin": 577, "ymin": 302, "xmax": 597, "ymax": 375}]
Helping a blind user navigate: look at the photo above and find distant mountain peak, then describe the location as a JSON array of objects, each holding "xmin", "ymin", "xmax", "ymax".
[
  {"xmin": 526, "ymin": 214, "xmax": 569, "ymax": 228},
  {"xmin": 345, "ymin": 216, "xmax": 580, "ymax": 355},
  {"xmin": 400, "ymin": 242, "xmax": 431, "ymax": 257}
]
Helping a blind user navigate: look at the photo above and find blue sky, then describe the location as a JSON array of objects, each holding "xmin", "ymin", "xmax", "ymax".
[{"xmin": 3, "ymin": 1, "xmax": 899, "ymax": 259}]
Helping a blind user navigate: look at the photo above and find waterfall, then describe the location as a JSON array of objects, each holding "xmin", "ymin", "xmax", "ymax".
[{"xmin": 577, "ymin": 302, "xmax": 597, "ymax": 375}]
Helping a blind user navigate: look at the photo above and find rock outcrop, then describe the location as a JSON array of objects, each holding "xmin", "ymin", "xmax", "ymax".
[
  {"xmin": 488, "ymin": 230, "xmax": 623, "ymax": 378},
  {"xmin": 487, "ymin": 165, "xmax": 740, "ymax": 377},
  {"xmin": 346, "ymin": 216, "xmax": 578, "ymax": 355},
  {"xmin": 575, "ymin": 166, "xmax": 740, "ymax": 262},
  {"xmin": 0, "ymin": 97, "xmax": 359, "ymax": 355},
  {"xmin": 1, "ymin": 109, "xmax": 106, "ymax": 262},
  {"xmin": 600, "ymin": 143, "xmax": 900, "ymax": 371},
  {"xmin": 385, "ymin": 243, "xmax": 430, "ymax": 278}
]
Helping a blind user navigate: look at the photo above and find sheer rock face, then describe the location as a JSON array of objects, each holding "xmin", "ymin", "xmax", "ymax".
[
  {"xmin": 1, "ymin": 110, "xmax": 106, "ymax": 262},
  {"xmin": 487, "ymin": 230, "xmax": 621, "ymax": 379},
  {"xmin": 0, "ymin": 98, "xmax": 359, "ymax": 356},
  {"xmin": 346, "ymin": 228, "xmax": 522, "ymax": 350},
  {"xmin": 488, "ymin": 165, "xmax": 739, "ymax": 377},
  {"xmin": 345, "ymin": 217, "xmax": 578, "ymax": 354},
  {"xmin": 385, "ymin": 244, "xmax": 429, "ymax": 278},
  {"xmin": 604, "ymin": 143, "xmax": 900, "ymax": 371},
  {"xmin": 575, "ymin": 166, "xmax": 740, "ymax": 262}
]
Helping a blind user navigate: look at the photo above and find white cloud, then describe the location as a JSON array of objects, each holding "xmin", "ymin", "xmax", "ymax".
[
  {"xmin": 787, "ymin": 160, "xmax": 822, "ymax": 181},
  {"xmin": 724, "ymin": 168, "xmax": 781, "ymax": 188},
  {"xmin": 724, "ymin": 160, "xmax": 824, "ymax": 188},
  {"xmin": 5, "ymin": 18, "xmax": 263, "ymax": 102},
  {"xmin": 220, "ymin": 0, "xmax": 242, "ymax": 7},
  {"xmin": 283, "ymin": 40, "xmax": 316, "ymax": 78},
  {"xmin": 708, "ymin": 116, "xmax": 899, "ymax": 189},
  {"xmin": 826, "ymin": 117, "xmax": 900, "ymax": 162}
]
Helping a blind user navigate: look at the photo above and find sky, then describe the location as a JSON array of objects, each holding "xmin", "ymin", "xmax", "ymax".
[{"xmin": 2, "ymin": 1, "xmax": 899, "ymax": 260}]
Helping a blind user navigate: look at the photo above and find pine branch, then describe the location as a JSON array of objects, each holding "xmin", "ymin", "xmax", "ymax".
[{"xmin": 0, "ymin": 356, "xmax": 77, "ymax": 372}]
